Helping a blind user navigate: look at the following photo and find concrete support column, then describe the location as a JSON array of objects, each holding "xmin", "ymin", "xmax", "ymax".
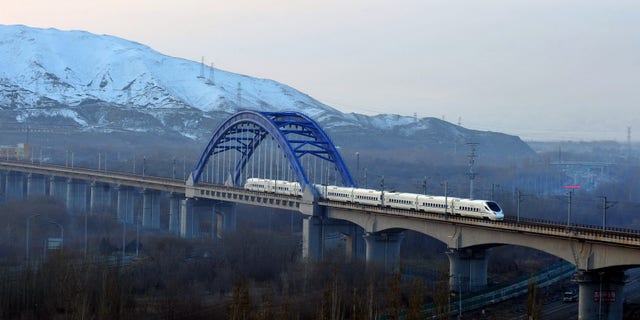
[
  {"xmin": 180, "ymin": 198, "xmax": 197, "ymax": 239},
  {"xmin": 141, "ymin": 189, "xmax": 161, "ymax": 228},
  {"xmin": 90, "ymin": 182, "xmax": 112, "ymax": 214},
  {"xmin": 66, "ymin": 179, "xmax": 88, "ymax": 214},
  {"xmin": 324, "ymin": 222, "xmax": 366, "ymax": 262},
  {"xmin": 27, "ymin": 173, "xmax": 47, "ymax": 197},
  {"xmin": 344, "ymin": 224, "xmax": 366, "ymax": 262},
  {"xmin": 363, "ymin": 231, "xmax": 404, "ymax": 272},
  {"xmin": 5, "ymin": 171, "xmax": 25, "ymax": 202},
  {"xmin": 217, "ymin": 202, "xmax": 237, "ymax": 237},
  {"xmin": 0, "ymin": 171, "xmax": 5, "ymax": 201},
  {"xmin": 168, "ymin": 193, "xmax": 182, "ymax": 235},
  {"xmin": 302, "ymin": 216, "xmax": 324, "ymax": 261},
  {"xmin": 302, "ymin": 217, "xmax": 366, "ymax": 262},
  {"xmin": 48, "ymin": 176, "xmax": 67, "ymax": 201},
  {"xmin": 116, "ymin": 185, "xmax": 135, "ymax": 223},
  {"xmin": 446, "ymin": 247, "xmax": 489, "ymax": 293},
  {"xmin": 182, "ymin": 199, "xmax": 235, "ymax": 239},
  {"xmin": 575, "ymin": 270, "xmax": 625, "ymax": 320}
]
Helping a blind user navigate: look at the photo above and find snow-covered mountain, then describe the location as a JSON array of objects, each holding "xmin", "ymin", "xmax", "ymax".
[
  {"xmin": 0, "ymin": 25, "xmax": 533, "ymax": 161},
  {"xmin": 0, "ymin": 25, "xmax": 343, "ymax": 132}
]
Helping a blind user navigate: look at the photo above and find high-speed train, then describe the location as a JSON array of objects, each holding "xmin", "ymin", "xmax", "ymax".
[{"xmin": 244, "ymin": 178, "xmax": 504, "ymax": 221}]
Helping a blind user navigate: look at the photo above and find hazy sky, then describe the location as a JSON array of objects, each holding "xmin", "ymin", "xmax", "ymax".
[{"xmin": 2, "ymin": 0, "xmax": 639, "ymax": 141}]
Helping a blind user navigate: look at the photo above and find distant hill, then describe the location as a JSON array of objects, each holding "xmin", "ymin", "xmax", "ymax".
[{"xmin": 0, "ymin": 25, "xmax": 534, "ymax": 163}]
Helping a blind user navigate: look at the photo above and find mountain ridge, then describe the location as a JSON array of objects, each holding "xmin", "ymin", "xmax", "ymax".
[{"xmin": 0, "ymin": 24, "xmax": 534, "ymax": 162}]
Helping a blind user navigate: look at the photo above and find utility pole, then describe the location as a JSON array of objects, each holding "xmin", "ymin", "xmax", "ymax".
[
  {"xmin": 209, "ymin": 62, "xmax": 215, "ymax": 85},
  {"xmin": 355, "ymin": 152, "xmax": 360, "ymax": 186},
  {"xmin": 600, "ymin": 195, "xmax": 615, "ymax": 232},
  {"xmin": 423, "ymin": 176, "xmax": 430, "ymax": 195},
  {"xmin": 172, "ymin": 158, "xmax": 176, "ymax": 179},
  {"xmin": 380, "ymin": 175, "xmax": 385, "ymax": 206},
  {"xmin": 517, "ymin": 189, "xmax": 523, "ymax": 223},
  {"xmin": 443, "ymin": 181, "xmax": 449, "ymax": 215},
  {"xmin": 567, "ymin": 190, "xmax": 572, "ymax": 228},
  {"xmin": 363, "ymin": 168, "xmax": 367, "ymax": 188},
  {"xmin": 491, "ymin": 183, "xmax": 499, "ymax": 201}
]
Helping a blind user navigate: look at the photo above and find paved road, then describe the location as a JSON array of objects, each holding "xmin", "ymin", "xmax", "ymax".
[
  {"xmin": 468, "ymin": 268, "xmax": 640, "ymax": 319},
  {"xmin": 535, "ymin": 268, "xmax": 640, "ymax": 319}
]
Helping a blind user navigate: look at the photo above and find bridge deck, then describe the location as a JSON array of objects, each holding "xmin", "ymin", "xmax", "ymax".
[{"xmin": 3, "ymin": 160, "xmax": 640, "ymax": 256}]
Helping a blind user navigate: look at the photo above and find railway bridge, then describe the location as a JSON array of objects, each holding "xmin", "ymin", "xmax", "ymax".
[{"xmin": 1, "ymin": 110, "xmax": 640, "ymax": 319}]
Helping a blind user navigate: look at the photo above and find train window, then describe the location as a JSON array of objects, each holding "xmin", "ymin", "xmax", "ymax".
[{"xmin": 486, "ymin": 202, "xmax": 501, "ymax": 211}]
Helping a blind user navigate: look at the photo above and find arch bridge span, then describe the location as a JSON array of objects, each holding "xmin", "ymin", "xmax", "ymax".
[{"xmin": 188, "ymin": 111, "xmax": 355, "ymax": 193}]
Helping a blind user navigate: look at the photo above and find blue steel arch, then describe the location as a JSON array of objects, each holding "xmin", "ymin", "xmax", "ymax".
[{"xmin": 191, "ymin": 111, "xmax": 355, "ymax": 191}]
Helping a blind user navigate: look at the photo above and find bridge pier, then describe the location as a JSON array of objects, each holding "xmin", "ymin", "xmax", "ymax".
[
  {"xmin": 363, "ymin": 231, "xmax": 404, "ymax": 272},
  {"xmin": 180, "ymin": 198, "xmax": 198, "ymax": 239},
  {"xmin": 0, "ymin": 171, "xmax": 4, "ymax": 201},
  {"xmin": 116, "ymin": 185, "xmax": 135, "ymax": 223},
  {"xmin": 169, "ymin": 193, "xmax": 182, "ymax": 235},
  {"xmin": 179, "ymin": 199, "xmax": 237, "ymax": 239},
  {"xmin": 49, "ymin": 176, "xmax": 67, "ymax": 202},
  {"xmin": 446, "ymin": 247, "xmax": 489, "ymax": 293},
  {"xmin": 27, "ymin": 173, "xmax": 47, "ymax": 197},
  {"xmin": 204, "ymin": 201, "xmax": 237, "ymax": 239},
  {"xmin": 142, "ymin": 189, "xmax": 161, "ymax": 228},
  {"xmin": 5, "ymin": 171, "xmax": 25, "ymax": 202},
  {"xmin": 66, "ymin": 178, "xmax": 88, "ymax": 214},
  {"xmin": 343, "ymin": 224, "xmax": 366, "ymax": 262},
  {"xmin": 302, "ymin": 216, "xmax": 323, "ymax": 260},
  {"xmin": 90, "ymin": 182, "xmax": 112, "ymax": 214},
  {"xmin": 575, "ymin": 270, "xmax": 625, "ymax": 320},
  {"xmin": 213, "ymin": 202, "xmax": 236, "ymax": 238},
  {"xmin": 303, "ymin": 216, "xmax": 366, "ymax": 262}
]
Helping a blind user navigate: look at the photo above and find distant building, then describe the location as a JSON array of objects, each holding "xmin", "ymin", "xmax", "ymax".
[
  {"xmin": 0, "ymin": 143, "xmax": 31, "ymax": 160},
  {"xmin": 550, "ymin": 161, "xmax": 613, "ymax": 191}
]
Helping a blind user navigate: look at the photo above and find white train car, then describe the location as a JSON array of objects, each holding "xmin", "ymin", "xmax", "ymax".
[
  {"xmin": 274, "ymin": 180, "xmax": 302, "ymax": 196},
  {"xmin": 244, "ymin": 178, "xmax": 302, "ymax": 196},
  {"xmin": 451, "ymin": 199, "xmax": 504, "ymax": 220},
  {"xmin": 352, "ymin": 188, "xmax": 383, "ymax": 206},
  {"xmin": 244, "ymin": 178, "xmax": 274, "ymax": 192},
  {"xmin": 324, "ymin": 185, "xmax": 354, "ymax": 203},
  {"xmin": 383, "ymin": 192, "xmax": 420, "ymax": 210},
  {"xmin": 416, "ymin": 195, "xmax": 451, "ymax": 215}
]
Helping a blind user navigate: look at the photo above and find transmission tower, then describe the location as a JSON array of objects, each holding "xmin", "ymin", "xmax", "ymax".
[
  {"xmin": 467, "ymin": 142, "xmax": 479, "ymax": 199},
  {"xmin": 198, "ymin": 56, "xmax": 205, "ymax": 79},
  {"xmin": 209, "ymin": 62, "xmax": 215, "ymax": 85}
]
